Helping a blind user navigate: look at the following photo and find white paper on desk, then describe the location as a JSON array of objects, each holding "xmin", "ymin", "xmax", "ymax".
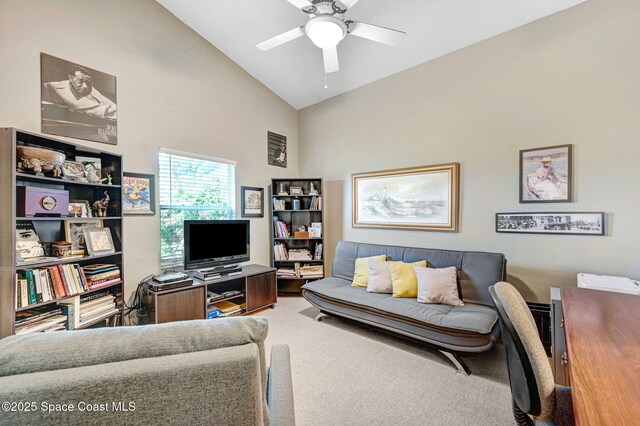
[{"xmin": 577, "ymin": 273, "xmax": 640, "ymax": 295}]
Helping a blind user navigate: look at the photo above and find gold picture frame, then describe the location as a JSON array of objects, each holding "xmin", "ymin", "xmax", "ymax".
[{"xmin": 352, "ymin": 163, "xmax": 459, "ymax": 232}]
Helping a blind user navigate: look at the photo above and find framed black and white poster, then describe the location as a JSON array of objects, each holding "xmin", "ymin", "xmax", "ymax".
[
  {"xmin": 241, "ymin": 186, "xmax": 264, "ymax": 218},
  {"xmin": 267, "ymin": 131, "xmax": 287, "ymax": 168},
  {"xmin": 496, "ymin": 212, "xmax": 604, "ymax": 235},
  {"xmin": 41, "ymin": 53, "xmax": 117, "ymax": 145},
  {"xmin": 519, "ymin": 144, "xmax": 572, "ymax": 203}
]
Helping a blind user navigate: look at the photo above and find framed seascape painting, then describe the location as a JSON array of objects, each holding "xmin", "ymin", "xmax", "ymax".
[
  {"xmin": 123, "ymin": 173, "xmax": 156, "ymax": 215},
  {"xmin": 496, "ymin": 212, "xmax": 604, "ymax": 236},
  {"xmin": 520, "ymin": 144, "xmax": 572, "ymax": 203},
  {"xmin": 352, "ymin": 163, "xmax": 459, "ymax": 232},
  {"xmin": 241, "ymin": 186, "xmax": 264, "ymax": 218},
  {"xmin": 41, "ymin": 53, "xmax": 117, "ymax": 145}
]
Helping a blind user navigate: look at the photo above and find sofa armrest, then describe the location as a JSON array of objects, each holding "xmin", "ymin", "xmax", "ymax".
[{"xmin": 267, "ymin": 344, "xmax": 295, "ymax": 426}]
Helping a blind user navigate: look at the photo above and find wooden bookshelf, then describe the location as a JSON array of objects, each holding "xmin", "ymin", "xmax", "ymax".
[
  {"xmin": 0, "ymin": 128, "xmax": 124, "ymax": 338},
  {"xmin": 270, "ymin": 178, "xmax": 325, "ymax": 294}
]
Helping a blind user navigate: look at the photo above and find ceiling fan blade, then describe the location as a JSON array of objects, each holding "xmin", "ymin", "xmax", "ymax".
[
  {"xmin": 256, "ymin": 27, "xmax": 305, "ymax": 51},
  {"xmin": 338, "ymin": 0, "xmax": 361, "ymax": 9},
  {"xmin": 323, "ymin": 47, "xmax": 339, "ymax": 73},
  {"xmin": 348, "ymin": 21, "xmax": 406, "ymax": 46},
  {"xmin": 286, "ymin": 0, "xmax": 315, "ymax": 10}
]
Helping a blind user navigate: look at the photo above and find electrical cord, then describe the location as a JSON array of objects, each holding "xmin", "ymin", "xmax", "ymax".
[{"xmin": 122, "ymin": 274, "xmax": 153, "ymax": 326}]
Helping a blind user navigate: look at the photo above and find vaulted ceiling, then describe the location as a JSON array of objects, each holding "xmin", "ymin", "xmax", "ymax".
[{"xmin": 157, "ymin": 0, "xmax": 587, "ymax": 109}]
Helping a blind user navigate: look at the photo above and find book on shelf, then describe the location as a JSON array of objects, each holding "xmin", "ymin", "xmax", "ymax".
[
  {"xmin": 273, "ymin": 220, "xmax": 291, "ymax": 238},
  {"xmin": 299, "ymin": 265, "xmax": 324, "ymax": 278},
  {"xmin": 273, "ymin": 243, "xmax": 289, "ymax": 261},
  {"xmin": 288, "ymin": 249, "xmax": 312, "ymax": 260},
  {"xmin": 273, "ymin": 198, "xmax": 286, "ymax": 210},
  {"xmin": 15, "ymin": 307, "xmax": 67, "ymax": 335},
  {"xmin": 314, "ymin": 243, "xmax": 323, "ymax": 260},
  {"xmin": 213, "ymin": 300, "xmax": 245, "ymax": 316},
  {"xmin": 310, "ymin": 196, "xmax": 322, "ymax": 210},
  {"xmin": 15, "ymin": 263, "xmax": 121, "ymax": 309}
]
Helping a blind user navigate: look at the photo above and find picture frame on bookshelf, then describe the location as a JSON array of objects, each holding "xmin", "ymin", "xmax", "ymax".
[
  {"xmin": 289, "ymin": 186, "xmax": 303, "ymax": 196},
  {"xmin": 241, "ymin": 186, "xmax": 264, "ymax": 218},
  {"xmin": 83, "ymin": 227, "xmax": 116, "ymax": 255},
  {"xmin": 352, "ymin": 163, "xmax": 460, "ymax": 232},
  {"xmin": 65, "ymin": 220, "xmax": 104, "ymax": 255},
  {"xmin": 62, "ymin": 160, "xmax": 89, "ymax": 182},
  {"xmin": 123, "ymin": 172, "xmax": 156, "ymax": 215},
  {"xmin": 68, "ymin": 200, "xmax": 92, "ymax": 218},
  {"xmin": 75, "ymin": 156, "xmax": 102, "ymax": 183}
]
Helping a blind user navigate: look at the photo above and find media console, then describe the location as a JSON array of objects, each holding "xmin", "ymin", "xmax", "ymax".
[{"xmin": 143, "ymin": 264, "xmax": 277, "ymax": 324}]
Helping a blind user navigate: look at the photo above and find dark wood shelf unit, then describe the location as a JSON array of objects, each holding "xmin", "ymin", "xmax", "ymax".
[
  {"xmin": 270, "ymin": 178, "xmax": 325, "ymax": 295},
  {"xmin": 0, "ymin": 128, "xmax": 124, "ymax": 338},
  {"xmin": 143, "ymin": 265, "xmax": 276, "ymax": 324}
]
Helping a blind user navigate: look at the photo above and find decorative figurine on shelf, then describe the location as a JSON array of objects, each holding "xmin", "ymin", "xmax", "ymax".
[
  {"xmin": 106, "ymin": 174, "xmax": 113, "ymax": 185},
  {"xmin": 309, "ymin": 182, "xmax": 318, "ymax": 195},
  {"xmin": 92, "ymin": 191, "xmax": 110, "ymax": 217},
  {"xmin": 297, "ymin": 225, "xmax": 307, "ymax": 232},
  {"xmin": 278, "ymin": 183, "xmax": 288, "ymax": 195}
]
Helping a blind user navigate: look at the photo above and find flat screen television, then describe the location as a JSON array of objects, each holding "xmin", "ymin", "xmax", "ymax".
[{"xmin": 184, "ymin": 220, "xmax": 250, "ymax": 270}]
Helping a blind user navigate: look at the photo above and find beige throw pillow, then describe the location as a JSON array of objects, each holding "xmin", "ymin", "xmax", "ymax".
[
  {"xmin": 414, "ymin": 265, "xmax": 464, "ymax": 306},
  {"xmin": 367, "ymin": 258, "xmax": 393, "ymax": 293}
]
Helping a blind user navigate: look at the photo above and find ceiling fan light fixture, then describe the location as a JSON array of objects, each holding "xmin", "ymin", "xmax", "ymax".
[{"xmin": 305, "ymin": 16, "xmax": 346, "ymax": 49}]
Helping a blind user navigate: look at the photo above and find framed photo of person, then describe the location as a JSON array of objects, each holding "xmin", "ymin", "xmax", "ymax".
[
  {"xmin": 352, "ymin": 163, "xmax": 460, "ymax": 232},
  {"xmin": 65, "ymin": 220, "xmax": 104, "ymax": 255},
  {"xmin": 41, "ymin": 53, "xmax": 117, "ymax": 145},
  {"xmin": 62, "ymin": 160, "xmax": 89, "ymax": 182},
  {"xmin": 241, "ymin": 186, "xmax": 264, "ymax": 218},
  {"xmin": 68, "ymin": 200, "xmax": 92, "ymax": 218},
  {"xmin": 123, "ymin": 172, "xmax": 156, "ymax": 215},
  {"xmin": 519, "ymin": 144, "xmax": 572, "ymax": 203},
  {"xmin": 267, "ymin": 131, "xmax": 287, "ymax": 168},
  {"xmin": 75, "ymin": 156, "xmax": 102, "ymax": 183}
]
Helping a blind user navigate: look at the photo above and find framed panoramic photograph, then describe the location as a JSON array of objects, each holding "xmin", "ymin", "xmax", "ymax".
[
  {"xmin": 352, "ymin": 163, "xmax": 459, "ymax": 232},
  {"xmin": 520, "ymin": 144, "xmax": 572, "ymax": 203},
  {"xmin": 123, "ymin": 172, "xmax": 156, "ymax": 215},
  {"xmin": 241, "ymin": 186, "xmax": 264, "ymax": 218},
  {"xmin": 65, "ymin": 220, "xmax": 104, "ymax": 254},
  {"xmin": 496, "ymin": 212, "xmax": 604, "ymax": 235},
  {"xmin": 41, "ymin": 53, "xmax": 117, "ymax": 145}
]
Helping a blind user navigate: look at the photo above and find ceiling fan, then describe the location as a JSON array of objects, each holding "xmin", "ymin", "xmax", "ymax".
[{"xmin": 256, "ymin": 0, "xmax": 406, "ymax": 74}]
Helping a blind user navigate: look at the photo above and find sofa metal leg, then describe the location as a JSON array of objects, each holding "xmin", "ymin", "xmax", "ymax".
[
  {"xmin": 314, "ymin": 313, "xmax": 327, "ymax": 322},
  {"xmin": 438, "ymin": 350, "xmax": 471, "ymax": 376}
]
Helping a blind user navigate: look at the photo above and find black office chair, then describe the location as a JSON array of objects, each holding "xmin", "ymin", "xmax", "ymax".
[{"xmin": 489, "ymin": 282, "xmax": 574, "ymax": 426}]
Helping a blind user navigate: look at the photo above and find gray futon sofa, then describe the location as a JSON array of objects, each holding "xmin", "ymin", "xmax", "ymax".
[{"xmin": 302, "ymin": 240, "xmax": 507, "ymax": 375}]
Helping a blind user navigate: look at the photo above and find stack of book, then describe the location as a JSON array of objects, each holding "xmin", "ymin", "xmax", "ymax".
[
  {"xmin": 299, "ymin": 265, "xmax": 324, "ymax": 279},
  {"xmin": 82, "ymin": 264, "xmax": 122, "ymax": 290},
  {"xmin": 276, "ymin": 267, "xmax": 297, "ymax": 278},
  {"xmin": 273, "ymin": 199, "xmax": 286, "ymax": 210},
  {"xmin": 14, "ymin": 307, "xmax": 67, "ymax": 335},
  {"xmin": 78, "ymin": 292, "xmax": 119, "ymax": 327},
  {"xmin": 313, "ymin": 243, "xmax": 323, "ymax": 260},
  {"xmin": 273, "ymin": 243, "xmax": 289, "ymax": 260},
  {"xmin": 274, "ymin": 220, "xmax": 291, "ymax": 238},
  {"xmin": 288, "ymin": 249, "xmax": 312, "ymax": 260},
  {"xmin": 213, "ymin": 300, "xmax": 245, "ymax": 317}
]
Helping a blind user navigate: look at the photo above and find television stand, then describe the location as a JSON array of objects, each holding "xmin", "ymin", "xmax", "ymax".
[{"xmin": 143, "ymin": 265, "xmax": 276, "ymax": 324}]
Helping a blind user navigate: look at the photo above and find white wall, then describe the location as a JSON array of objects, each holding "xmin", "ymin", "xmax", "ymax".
[
  {"xmin": 299, "ymin": 0, "xmax": 640, "ymax": 302},
  {"xmin": 0, "ymin": 0, "xmax": 299, "ymax": 301}
]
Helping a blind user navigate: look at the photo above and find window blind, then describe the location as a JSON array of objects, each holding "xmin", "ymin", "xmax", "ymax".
[{"xmin": 159, "ymin": 150, "xmax": 236, "ymax": 265}]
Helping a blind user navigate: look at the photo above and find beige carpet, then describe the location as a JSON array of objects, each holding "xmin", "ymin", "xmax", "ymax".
[{"xmin": 260, "ymin": 297, "xmax": 514, "ymax": 426}]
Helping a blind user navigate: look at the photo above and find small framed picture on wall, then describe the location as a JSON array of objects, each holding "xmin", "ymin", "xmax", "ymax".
[
  {"xmin": 241, "ymin": 186, "xmax": 264, "ymax": 218},
  {"xmin": 520, "ymin": 144, "xmax": 572, "ymax": 203},
  {"xmin": 123, "ymin": 172, "xmax": 156, "ymax": 215}
]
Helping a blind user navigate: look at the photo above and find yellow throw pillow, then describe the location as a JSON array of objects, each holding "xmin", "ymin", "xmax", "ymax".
[
  {"xmin": 389, "ymin": 260, "xmax": 428, "ymax": 298},
  {"xmin": 352, "ymin": 255, "xmax": 387, "ymax": 287}
]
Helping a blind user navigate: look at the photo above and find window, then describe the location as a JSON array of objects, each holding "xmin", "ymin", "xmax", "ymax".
[{"xmin": 159, "ymin": 149, "xmax": 236, "ymax": 265}]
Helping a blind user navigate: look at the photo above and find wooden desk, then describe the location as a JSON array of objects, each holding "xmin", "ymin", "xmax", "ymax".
[{"xmin": 562, "ymin": 286, "xmax": 640, "ymax": 425}]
